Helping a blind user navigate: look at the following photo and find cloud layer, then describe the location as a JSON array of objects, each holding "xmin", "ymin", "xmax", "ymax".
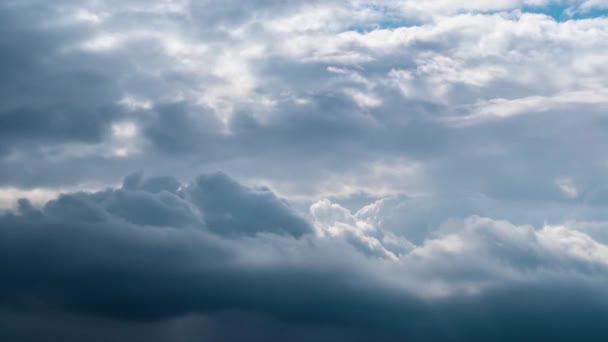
[
  {"xmin": 2, "ymin": 173, "xmax": 608, "ymax": 340},
  {"xmin": 1, "ymin": 0, "xmax": 608, "ymax": 200},
  {"xmin": 2, "ymin": 0, "xmax": 608, "ymax": 340}
]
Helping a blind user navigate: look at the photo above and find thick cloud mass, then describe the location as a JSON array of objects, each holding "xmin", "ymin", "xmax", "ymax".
[
  {"xmin": 28, "ymin": 172, "xmax": 312, "ymax": 237},
  {"xmin": 2, "ymin": 174, "xmax": 608, "ymax": 340},
  {"xmin": 2, "ymin": 0, "xmax": 608, "ymax": 340}
]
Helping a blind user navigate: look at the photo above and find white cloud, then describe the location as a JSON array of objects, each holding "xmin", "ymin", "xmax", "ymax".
[
  {"xmin": 310, "ymin": 198, "xmax": 408, "ymax": 260},
  {"xmin": 118, "ymin": 96, "xmax": 153, "ymax": 111},
  {"xmin": 111, "ymin": 122, "xmax": 138, "ymax": 138},
  {"xmin": 0, "ymin": 188, "xmax": 60, "ymax": 210},
  {"xmin": 555, "ymin": 177, "xmax": 578, "ymax": 198}
]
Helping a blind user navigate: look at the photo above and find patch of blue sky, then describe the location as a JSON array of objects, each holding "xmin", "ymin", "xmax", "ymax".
[
  {"xmin": 347, "ymin": 3, "xmax": 424, "ymax": 32},
  {"xmin": 347, "ymin": 19, "xmax": 419, "ymax": 33},
  {"xmin": 346, "ymin": 3, "xmax": 608, "ymax": 33},
  {"xmin": 523, "ymin": 4, "xmax": 608, "ymax": 21}
]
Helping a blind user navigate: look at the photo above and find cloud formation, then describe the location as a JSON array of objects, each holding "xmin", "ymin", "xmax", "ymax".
[
  {"xmin": 2, "ymin": 0, "xmax": 608, "ymax": 340},
  {"xmin": 1, "ymin": 0, "xmax": 607, "ymax": 199},
  {"xmin": 2, "ymin": 174, "xmax": 608, "ymax": 340}
]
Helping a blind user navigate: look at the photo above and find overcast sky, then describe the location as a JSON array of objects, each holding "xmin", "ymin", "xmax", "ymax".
[{"xmin": 2, "ymin": 0, "xmax": 608, "ymax": 340}]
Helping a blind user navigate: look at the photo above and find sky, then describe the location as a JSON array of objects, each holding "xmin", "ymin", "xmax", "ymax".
[{"xmin": 1, "ymin": 0, "xmax": 608, "ymax": 340}]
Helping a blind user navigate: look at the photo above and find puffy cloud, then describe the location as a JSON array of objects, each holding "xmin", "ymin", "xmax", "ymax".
[
  {"xmin": 2, "ymin": 174, "xmax": 608, "ymax": 340},
  {"xmin": 187, "ymin": 172, "xmax": 312, "ymax": 237},
  {"xmin": 0, "ymin": 174, "xmax": 608, "ymax": 341},
  {"xmin": 1, "ymin": 0, "xmax": 608, "ymax": 206},
  {"xmin": 310, "ymin": 198, "xmax": 414, "ymax": 259},
  {"xmin": 2, "ymin": 0, "xmax": 608, "ymax": 340},
  {"xmin": 34, "ymin": 172, "xmax": 312, "ymax": 237}
]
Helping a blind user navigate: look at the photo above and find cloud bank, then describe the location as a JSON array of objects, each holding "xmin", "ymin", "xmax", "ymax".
[
  {"xmin": 2, "ymin": 0, "xmax": 608, "ymax": 340},
  {"xmin": 2, "ymin": 173, "xmax": 608, "ymax": 340}
]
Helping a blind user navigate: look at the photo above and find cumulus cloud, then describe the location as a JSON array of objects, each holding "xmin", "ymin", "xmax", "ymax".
[
  {"xmin": 2, "ymin": 0, "xmax": 608, "ymax": 340},
  {"xmin": 1, "ymin": 174, "xmax": 608, "ymax": 340},
  {"xmin": 35, "ymin": 172, "xmax": 311, "ymax": 237},
  {"xmin": 2, "ymin": 0, "xmax": 608, "ymax": 198}
]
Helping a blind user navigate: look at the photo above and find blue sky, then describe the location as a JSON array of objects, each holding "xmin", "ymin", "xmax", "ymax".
[
  {"xmin": 524, "ymin": 3, "xmax": 608, "ymax": 20},
  {"xmin": 1, "ymin": 0, "xmax": 608, "ymax": 341}
]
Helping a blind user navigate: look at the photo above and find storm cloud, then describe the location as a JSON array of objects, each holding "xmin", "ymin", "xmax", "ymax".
[
  {"xmin": 2, "ymin": 0, "xmax": 608, "ymax": 340},
  {"xmin": 1, "ymin": 175, "xmax": 608, "ymax": 340}
]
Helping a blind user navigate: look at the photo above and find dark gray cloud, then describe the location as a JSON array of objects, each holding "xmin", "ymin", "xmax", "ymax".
[
  {"xmin": 0, "ymin": 3, "xmax": 128, "ymax": 155},
  {"xmin": 33, "ymin": 172, "xmax": 311, "ymax": 237},
  {"xmin": 2, "ymin": 0, "xmax": 608, "ymax": 340},
  {"xmin": 2, "ymin": 285, "xmax": 608, "ymax": 341},
  {"xmin": 2, "ymin": 175, "xmax": 608, "ymax": 340},
  {"xmin": 187, "ymin": 173, "xmax": 312, "ymax": 237}
]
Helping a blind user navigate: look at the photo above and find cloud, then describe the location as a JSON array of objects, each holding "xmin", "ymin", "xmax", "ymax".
[
  {"xmin": 1, "ymin": 0, "xmax": 608, "ymax": 208},
  {"xmin": 310, "ymin": 198, "xmax": 414, "ymax": 259},
  {"xmin": 2, "ymin": 0, "xmax": 608, "ymax": 340},
  {"xmin": 2, "ymin": 174, "xmax": 608, "ymax": 340},
  {"xmin": 187, "ymin": 172, "xmax": 312, "ymax": 237},
  {"xmin": 36, "ymin": 172, "xmax": 312, "ymax": 237}
]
